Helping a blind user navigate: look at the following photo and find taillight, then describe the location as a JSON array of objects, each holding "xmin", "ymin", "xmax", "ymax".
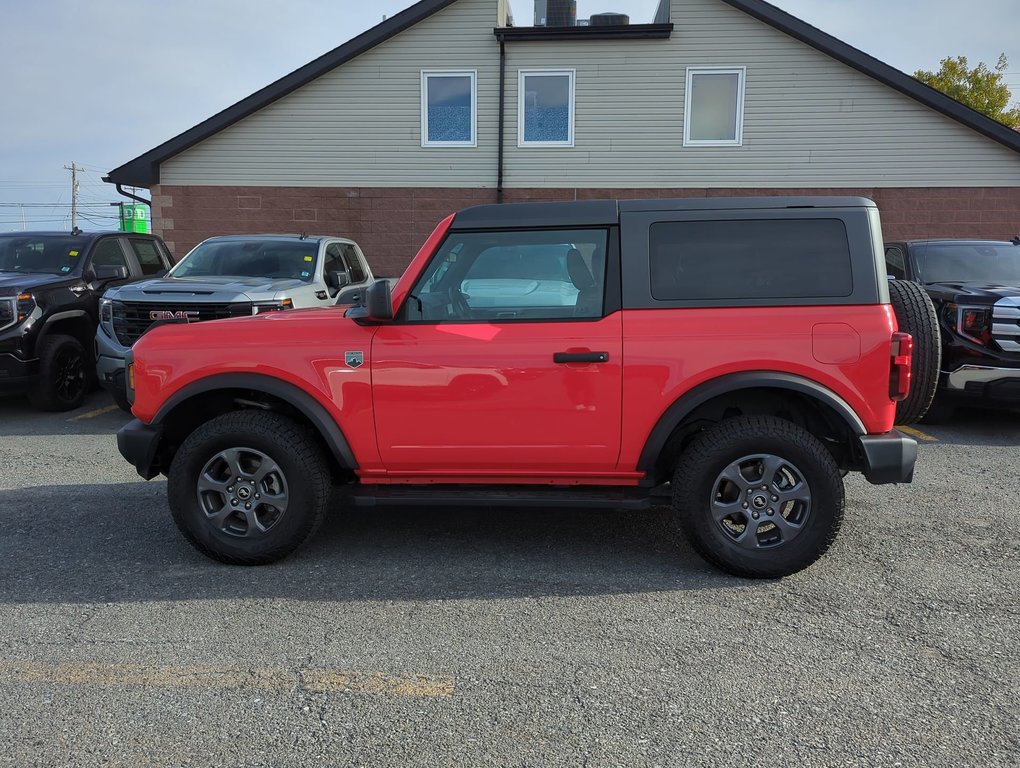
[
  {"xmin": 889, "ymin": 331, "xmax": 913, "ymax": 402},
  {"xmin": 945, "ymin": 303, "xmax": 992, "ymax": 346}
]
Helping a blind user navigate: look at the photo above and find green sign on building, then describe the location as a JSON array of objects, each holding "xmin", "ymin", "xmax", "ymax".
[{"xmin": 119, "ymin": 203, "xmax": 150, "ymax": 233}]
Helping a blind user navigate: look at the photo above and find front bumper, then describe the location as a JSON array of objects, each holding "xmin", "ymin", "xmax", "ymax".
[
  {"xmin": 117, "ymin": 419, "xmax": 164, "ymax": 480},
  {"xmin": 0, "ymin": 352, "xmax": 39, "ymax": 392},
  {"xmin": 858, "ymin": 430, "xmax": 917, "ymax": 485},
  {"xmin": 941, "ymin": 364, "xmax": 1020, "ymax": 405},
  {"xmin": 95, "ymin": 327, "xmax": 129, "ymax": 393}
]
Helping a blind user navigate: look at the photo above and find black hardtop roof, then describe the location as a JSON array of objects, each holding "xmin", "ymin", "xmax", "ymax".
[
  {"xmin": 451, "ymin": 196, "xmax": 877, "ymax": 229},
  {"xmin": 901, "ymin": 239, "xmax": 1019, "ymax": 246},
  {"xmin": 200, "ymin": 234, "xmax": 336, "ymax": 243},
  {"xmin": 105, "ymin": 0, "xmax": 1020, "ymax": 189}
]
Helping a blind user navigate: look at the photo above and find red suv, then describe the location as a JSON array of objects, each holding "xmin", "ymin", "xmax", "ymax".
[{"xmin": 118, "ymin": 198, "xmax": 935, "ymax": 578}]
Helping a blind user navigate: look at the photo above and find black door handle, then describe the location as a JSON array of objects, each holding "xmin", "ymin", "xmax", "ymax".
[{"xmin": 554, "ymin": 351, "xmax": 609, "ymax": 364}]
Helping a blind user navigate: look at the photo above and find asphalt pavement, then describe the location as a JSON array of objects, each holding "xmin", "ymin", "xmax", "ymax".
[{"xmin": 0, "ymin": 390, "xmax": 1017, "ymax": 767}]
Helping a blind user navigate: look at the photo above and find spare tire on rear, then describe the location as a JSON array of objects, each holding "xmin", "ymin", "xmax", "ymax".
[{"xmin": 888, "ymin": 280, "xmax": 941, "ymax": 425}]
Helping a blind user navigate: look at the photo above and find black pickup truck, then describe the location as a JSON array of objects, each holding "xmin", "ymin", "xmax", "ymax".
[
  {"xmin": 885, "ymin": 239, "xmax": 1020, "ymax": 420},
  {"xmin": 0, "ymin": 231, "xmax": 174, "ymax": 411}
]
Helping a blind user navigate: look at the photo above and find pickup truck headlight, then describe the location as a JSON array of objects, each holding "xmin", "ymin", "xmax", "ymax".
[
  {"xmin": 99, "ymin": 297, "xmax": 114, "ymax": 334},
  {"xmin": 0, "ymin": 294, "xmax": 35, "ymax": 331},
  {"xmin": 254, "ymin": 299, "xmax": 294, "ymax": 314},
  {"xmin": 945, "ymin": 303, "xmax": 992, "ymax": 346}
]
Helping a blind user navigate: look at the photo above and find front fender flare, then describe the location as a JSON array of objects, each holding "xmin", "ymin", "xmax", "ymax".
[{"xmin": 153, "ymin": 373, "xmax": 358, "ymax": 470}]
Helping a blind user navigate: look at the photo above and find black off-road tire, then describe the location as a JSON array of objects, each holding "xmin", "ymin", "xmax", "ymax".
[
  {"xmin": 888, "ymin": 280, "xmax": 941, "ymax": 425},
  {"xmin": 168, "ymin": 411, "xmax": 331, "ymax": 565},
  {"xmin": 27, "ymin": 334, "xmax": 91, "ymax": 412},
  {"xmin": 920, "ymin": 395, "xmax": 956, "ymax": 424},
  {"xmin": 671, "ymin": 416, "xmax": 845, "ymax": 579}
]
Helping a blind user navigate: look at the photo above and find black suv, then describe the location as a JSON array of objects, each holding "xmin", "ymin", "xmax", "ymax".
[
  {"xmin": 885, "ymin": 239, "xmax": 1020, "ymax": 419},
  {"xmin": 0, "ymin": 231, "xmax": 174, "ymax": 411}
]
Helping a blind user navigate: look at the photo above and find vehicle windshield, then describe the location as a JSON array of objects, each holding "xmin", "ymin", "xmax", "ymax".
[
  {"xmin": 170, "ymin": 239, "xmax": 319, "ymax": 281},
  {"xmin": 913, "ymin": 243, "xmax": 1020, "ymax": 285},
  {"xmin": 0, "ymin": 235, "xmax": 90, "ymax": 275}
]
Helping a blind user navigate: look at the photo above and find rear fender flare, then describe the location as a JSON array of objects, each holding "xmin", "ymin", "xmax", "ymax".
[{"xmin": 637, "ymin": 371, "xmax": 866, "ymax": 476}]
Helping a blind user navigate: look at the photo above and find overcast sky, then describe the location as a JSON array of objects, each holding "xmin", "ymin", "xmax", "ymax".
[{"xmin": 1, "ymin": 0, "xmax": 1018, "ymax": 232}]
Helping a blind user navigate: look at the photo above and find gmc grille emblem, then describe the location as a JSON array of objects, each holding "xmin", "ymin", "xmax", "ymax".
[{"xmin": 149, "ymin": 310, "xmax": 200, "ymax": 322}]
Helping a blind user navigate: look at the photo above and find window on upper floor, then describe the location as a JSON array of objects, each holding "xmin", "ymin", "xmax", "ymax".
[
  {"xmin": 518, "ymin": 70, "xmax": 575, "ymax": 147},
  {"xmin": 421, "ymin": 70, "xmax": 477, "ymax": 147},
  {"xmin": 684, "ymin": 67, "xmax": 746, "ymax": 147}
]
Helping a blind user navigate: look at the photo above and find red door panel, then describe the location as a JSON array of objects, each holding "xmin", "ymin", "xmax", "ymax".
[{"xmin": 372, "ymin": 315, "xmax": 623, "ymax": 475}]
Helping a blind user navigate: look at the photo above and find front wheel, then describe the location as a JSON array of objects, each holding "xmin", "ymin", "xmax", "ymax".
[
  {"xmin": 671, "ymin": 416, "xmax": 845, "ymax": 579},
  {"xmin": 167, "ymin": 411, "xmax": 331, "ymax": 565}
]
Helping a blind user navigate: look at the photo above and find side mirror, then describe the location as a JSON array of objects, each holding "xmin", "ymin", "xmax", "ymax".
[
  {"xmin": 365, "ymin": 280, "xmax": 393, "ymax": 321},
  {"xmin": 326, "ymin": 271, "xmax": 350, "ymax": 297},
  {"xmin": 93, "ymin": 265, "xmax": 129, "ymax": 282}
]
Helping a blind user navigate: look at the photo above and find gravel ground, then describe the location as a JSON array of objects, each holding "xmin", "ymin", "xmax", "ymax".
[{"xmin": 0, "ymin": 390, "xmax": 1017, "ymax": 767}]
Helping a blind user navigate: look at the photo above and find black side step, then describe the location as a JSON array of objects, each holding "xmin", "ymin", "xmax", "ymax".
[{"xmin": 344, "ymin": 485, "xmax": 653, "ymax": 511}]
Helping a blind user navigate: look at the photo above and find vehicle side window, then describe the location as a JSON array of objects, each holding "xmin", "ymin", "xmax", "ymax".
[
  {"xmin": 404, "ymin": 228, "xmax": 608, "ymax": 322},
  {"xmin": 649, "ymin": 218, "xmax": 853, "ymax": 301},
  {"xmin": 341, "ymin": 244, "xmax": 367, "ymax": 283},
  {"xmin": 323, "ymin": 244, "xmax": 347, "ymax": 279},
  {"xmin": 885, "ymin": 245, "xmax": 907, "ymax": 280},
  {"xmin": 90, "ymin": 238, "xmax": 131, "ymax": 272},
  {"xmin": 128, "ymin": 239, "xmax": 165, "ymax": 275}
]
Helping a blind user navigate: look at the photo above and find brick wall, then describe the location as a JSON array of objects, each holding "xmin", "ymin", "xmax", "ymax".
[{"xmin": 150, "ymin": 185, "xmax": 1020, "ymax": 275}]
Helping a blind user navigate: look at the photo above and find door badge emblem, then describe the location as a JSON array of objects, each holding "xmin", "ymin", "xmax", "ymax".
[{"xmin": 345, "ymin": 351, "xmax": 364, "ymax": 369}]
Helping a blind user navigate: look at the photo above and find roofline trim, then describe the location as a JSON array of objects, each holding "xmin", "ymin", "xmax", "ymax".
[
  {"xmin": 722, "ymin": 0, "xmax": 1020, "ymax": 155},
  {"xmin": 104, "ymin": 0, "xmax": 463, "ymax": 188}
]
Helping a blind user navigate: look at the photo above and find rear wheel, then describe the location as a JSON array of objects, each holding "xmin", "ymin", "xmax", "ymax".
[
  {"xmin": 888, "ymin": 280, "xmax": 941, "ymax": 425},
  {"xmin": 28, "ymin": 334, "xmax": 90, "ymax": 411},
  {"xmin": 168, "ymin": 411, "xmax": 331, "ymax": 565},
  {"xmin": 671, "ymin": 416, "xmax": 844, "ymax": 579}
]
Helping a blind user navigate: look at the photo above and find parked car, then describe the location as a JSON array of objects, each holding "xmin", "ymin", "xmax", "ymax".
[
  {"xmin": 0, "ymin": 230, "xmax": 173, "ymax": 411},
  {"xmin": 118, "ymin": 197, "xmax": 939, "ymax": 579},
  {"xmin": 96, "ymin": 234, "xmax": 376, "ymax": 409},
  {"xmin": 885, "ymin": 239, "xmax": 1020, "ymax": 420}
]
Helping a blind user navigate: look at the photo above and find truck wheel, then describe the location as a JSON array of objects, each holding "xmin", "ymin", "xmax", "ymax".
[
  {"xmin": 888, "ymin": 280, "xmax": 941, "ymax": 425},
  {"xmin": 168, "ymin": 411, "xmax": 331, "ymax": 565},
  {"xmin": 27, "ymin": 334, "xmax": 90, "ymax": 411},
  {"xmin": 671, "ymin": 416, "xmax": 845, "ymax": 579}
]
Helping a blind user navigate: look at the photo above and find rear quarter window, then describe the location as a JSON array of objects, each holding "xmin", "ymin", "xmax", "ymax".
[{"xmin": 649, "ymin": 218, "xmax": 853, "ymax": 301}]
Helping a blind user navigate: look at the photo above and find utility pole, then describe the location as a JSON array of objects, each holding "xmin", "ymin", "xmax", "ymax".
[{"xmin": 64, "ymin": 162, "xmax": 82, "ymax": 230}]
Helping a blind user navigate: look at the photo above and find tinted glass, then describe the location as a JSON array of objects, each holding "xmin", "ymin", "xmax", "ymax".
[
  {"xmin": 129, "ymin": 239, "xmax": 164, "ymax": 275},
  {"xmin": 323, "ymin": 244, "xmax": 345, "ymax": 277},
  {"xmin": 0, "ymin": 235, "xmax": 90, "ymax": 275},
  {"xmin": 884, "ymin": 246, "xmax": 907, "ymax": 280},
  {"xmin": 426, "ymin": 75, "xmax": 472, "ymax": 143},
  {"xmin": 649, "ymin": 219, "xmax": 853, "ymax": 301},
  {"xmin": 341, "ymin": 244, "xmax": 366, "ymax": 282},
  {"xmin": 522, "ymin": 73, "xmax": 571, "ymax": 143},
  {"xmin": 91, "ymin": 239, "xmax": 129, "ymax": 270},
  {"xmin": 407, "ymin": 229, "xmax": 608, "ymax": 321},
  {"xmin": 171, "ymin": 240, "xmax": 319, "ymax": 281},
  {"xmin": 912, "ymin": 243, "xmax": 1020, "ymax": 284}
]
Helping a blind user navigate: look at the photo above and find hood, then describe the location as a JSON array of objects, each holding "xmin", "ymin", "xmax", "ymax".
[
  {"xmin": 0, "ymin": 271, "xmax": 76, "ymax": 295},
  {"xmin": 107, "ymin": 275, "xmax": 309, "ymax": 303},
  {"xmin": 924, "ymin": 281, "xmax": 1020, "ymax": 305}
]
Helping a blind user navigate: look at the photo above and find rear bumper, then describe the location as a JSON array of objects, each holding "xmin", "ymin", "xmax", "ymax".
[
  {"xmin": 858, "ymin": 430, "xmax": 917, "ymax": 485},
  {"xmin": 117, "ymin": 419, "xmax": 163, "ymax": 480}
]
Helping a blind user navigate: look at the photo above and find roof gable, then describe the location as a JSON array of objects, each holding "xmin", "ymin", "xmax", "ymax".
[{"xmin": 106, "ymin": 0, "xmax": 1020, "ymax": 188}]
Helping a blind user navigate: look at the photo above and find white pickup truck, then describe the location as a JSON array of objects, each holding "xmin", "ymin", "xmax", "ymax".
[{"xmin": 96, "ymin": 234, "xmax": 377, "ymax": 408}]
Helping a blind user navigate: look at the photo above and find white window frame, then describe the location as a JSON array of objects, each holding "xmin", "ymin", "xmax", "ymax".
[
  {"xmin": 421, "ymin": 70, "xmax": 478, "ymax": 148},
  {"xmin": 517, "ymin": 69, "xmax": 576, "ymax": 148},
  {"xmin": 683, "ymin": 66, "xmax": 746, "ymax": 147}
]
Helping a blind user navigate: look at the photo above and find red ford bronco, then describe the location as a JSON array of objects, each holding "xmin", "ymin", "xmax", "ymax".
[{"xmin": 118, "ymin": 197, "xmax": 938, "ymax": 578}]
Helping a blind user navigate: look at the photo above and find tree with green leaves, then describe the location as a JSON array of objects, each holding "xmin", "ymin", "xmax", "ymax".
[{"xmin": 915, "ymin": 54, "xmax": 1020, "ymax": 128}]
